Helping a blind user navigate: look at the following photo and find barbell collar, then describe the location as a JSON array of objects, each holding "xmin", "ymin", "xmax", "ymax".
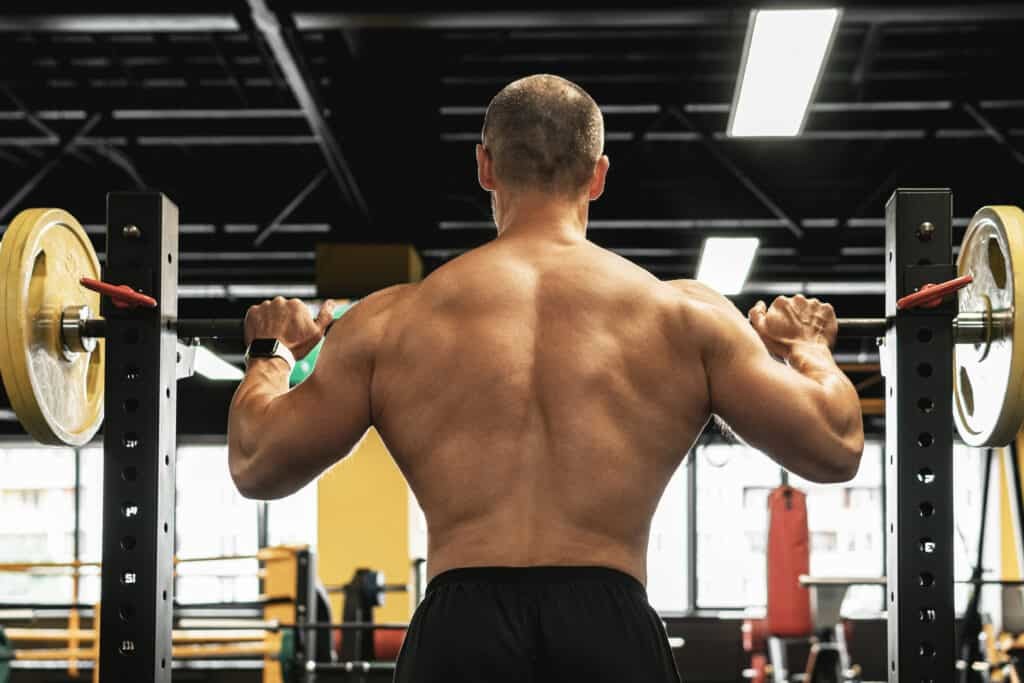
[{"xmin": 60, "ymin": 306, "xmax": 97, "ymax": 360}]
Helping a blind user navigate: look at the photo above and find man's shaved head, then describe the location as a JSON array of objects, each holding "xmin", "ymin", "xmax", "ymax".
[{"xmin": 481, "ymin": 74, "xmax": 605, "ymax": 197}]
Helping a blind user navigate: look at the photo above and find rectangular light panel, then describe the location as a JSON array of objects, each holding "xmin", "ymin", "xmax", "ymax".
[
  {"xmin": 696, "ymin": 237, "xmax": 760, "ymax": 295},
  {"xmin": 728, "ymin": 8, "xmax": 841, "ymax": 137}
]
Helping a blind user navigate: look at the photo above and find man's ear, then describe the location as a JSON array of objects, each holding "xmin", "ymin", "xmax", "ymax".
[
  {"xmin": 588, "ymin": 155, "xmax": 610, "ymax": 201},
  {"xmin": 477, "ymin": 144, "xmax": 496, "ymax": 191}
]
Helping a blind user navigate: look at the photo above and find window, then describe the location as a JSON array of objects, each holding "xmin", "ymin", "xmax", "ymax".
[
  {"xmin": 174, "ymin": 444, "xmax": 259, "ymax": 604},
  {"xmin": 952, "ymin": 445, "xmax": 991, "ymax": 615},
  {"xmin": 791, "ymin": 442, "xmax": 884, "ymax": 616},
  {"xmin": 696, "ymin": 441, "xmax": 886, "ymax": 612},
  {"xmin": 78, "ymin": 447, "xmax": 103, "ymax": 603},
  {"xmin": 696, "ymin": 443, "xmax": 783, "ymax": 608},
  {"xmin": 0, "ymin": 445, "xmax": 77, "ymax": 604},
  {"xmin": 647, "ymin": 460, "xmax": 688, "ymax": 612},
  {"xmin": 268, "ymin": 479, "xmax": 318, "ymax": 548}
]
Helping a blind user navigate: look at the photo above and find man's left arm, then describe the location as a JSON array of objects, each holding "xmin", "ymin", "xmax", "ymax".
[{"xmin": 227, "ymin": 292, "xmax": 393, "ymax": 499}]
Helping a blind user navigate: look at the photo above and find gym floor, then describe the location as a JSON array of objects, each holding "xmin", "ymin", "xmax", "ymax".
[{"xmin": 0, "ymin": 2, "xmax": 1022, "ymax": 682}]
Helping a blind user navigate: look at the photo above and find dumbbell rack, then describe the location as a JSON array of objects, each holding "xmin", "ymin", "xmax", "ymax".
[{"xmin": 884, "ymin": 189, "xmax": 955, "ymax": 682}]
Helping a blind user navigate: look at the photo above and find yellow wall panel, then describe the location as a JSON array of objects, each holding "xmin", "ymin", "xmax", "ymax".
[{"xmin": 317, "ymin": 428, "xmax": 414, "ymax": 621}]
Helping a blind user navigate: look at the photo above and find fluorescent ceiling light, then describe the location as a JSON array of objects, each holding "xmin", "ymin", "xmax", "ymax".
[
  {"xmin": 728, "ymin": 8, "xmax": 841, "ymax": 137},
  {"xmin": 696, "ymin": 237, "xmax": 759, "ymax": 295},
  {"xmin": 194, "ymin": 347, "xmax": 244, "ymax": 381}
]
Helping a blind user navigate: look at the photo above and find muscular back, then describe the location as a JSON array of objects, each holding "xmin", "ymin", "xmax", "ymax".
[{"xmin": 370, "ymin": 236, "xmax": 711, "ymax": 582}]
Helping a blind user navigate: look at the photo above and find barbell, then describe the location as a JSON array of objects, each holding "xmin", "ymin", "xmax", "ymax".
[{"xmin": 1, "ymin": 205, "xmax": 1023, "ymax": 448}]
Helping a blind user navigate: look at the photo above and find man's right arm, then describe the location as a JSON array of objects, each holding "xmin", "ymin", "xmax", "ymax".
[{"xmin": 678, "ymin": 283, "xmax": 864, "ymax": 483}]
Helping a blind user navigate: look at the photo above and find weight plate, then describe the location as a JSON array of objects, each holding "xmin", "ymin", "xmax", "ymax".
[
  {"xmin": 0, "ymin": 209, "xmax": 104, "ymax": 445},
  {"xmin": 954, "ymin": 205, "xmax": 1024, "ymax": 447}
]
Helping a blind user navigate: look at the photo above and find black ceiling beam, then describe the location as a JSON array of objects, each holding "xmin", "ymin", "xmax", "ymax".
[
  {"xmin": 961, "ymin": 101, "xmax": 1024, "ymax": 168},
  {"xmin": 253, "ymin": 168, "xmax": 328, "ymax": 247},
  {"xmin": 667, "ymin": 107, "xmax": 803, "ymax": 239},
  {"xmin": 0, "ymin": 5, "xmax": 1021, "ymax": 34},
  {"xmin": 245, "ymin": 0, "xmax": 368, "ymax": 221},
  {"xmin": 291, "ymin": 5, "xmax": 1024, "ymax": 30},
  {"xmin": 0, "ymin": 112, "xmax": 101, "ymax": 223},
  {"xmin": 0, "ymin": 15, "xmax": 238, "ymax": 33}
]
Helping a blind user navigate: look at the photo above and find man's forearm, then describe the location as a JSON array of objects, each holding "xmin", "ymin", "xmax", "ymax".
[
  {"xmin": 788, "ymin": 341, "xmax": 865, "ymax": 454},
  {"xmin": 227, "ymin": 359, "xmax": 291, "ymax": 484}
]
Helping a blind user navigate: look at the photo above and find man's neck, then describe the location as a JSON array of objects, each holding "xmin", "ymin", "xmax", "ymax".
[{"xmin": 494, "ymin": 190, "xmax": 589, "ymax": 241}]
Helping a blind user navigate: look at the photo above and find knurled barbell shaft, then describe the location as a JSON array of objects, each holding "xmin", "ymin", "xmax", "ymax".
[
  {"xmin": 78, "ymin": 312, "xmax": 1007, "ymax": 345},
  {"xmin": 835, "ymin": 311, "xmax": 1011, "ymax": 344},
  {"xmin": 79, "ymin": 318, "xmax": 245, "ymax": 341}
]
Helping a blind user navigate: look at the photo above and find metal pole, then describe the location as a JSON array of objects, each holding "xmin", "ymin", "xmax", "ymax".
[
  {"xmin": 98, "ymin": 193, "xmax": 179, "ymax": 682},
  {"xmin": 884, "ymin": 188, "xmax": 956, "ymax": 682}
]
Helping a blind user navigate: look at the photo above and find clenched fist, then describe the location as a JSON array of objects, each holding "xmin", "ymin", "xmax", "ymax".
[
  {"xmin": 244, "ymin": 297, "xmax": 336, "ymax": 360},
  {"xmin": 748, "ymin": 295, "xmax": 838, "ymax": 359}
]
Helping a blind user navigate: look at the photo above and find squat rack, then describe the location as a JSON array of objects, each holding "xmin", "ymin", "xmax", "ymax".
[{"xmin": 94, "ymin": 189, "xmax": 955, "ymax": 681}]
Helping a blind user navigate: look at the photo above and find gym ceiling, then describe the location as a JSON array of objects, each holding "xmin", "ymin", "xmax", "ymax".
[{"xmin": 0, "ymin": 0, "xmax": 1021, "ymax": 427}]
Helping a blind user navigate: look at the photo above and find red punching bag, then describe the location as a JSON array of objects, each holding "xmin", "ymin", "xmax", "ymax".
[{"xmin": 764, "ymin": 485, "xmax": 812, "ymax": 638}]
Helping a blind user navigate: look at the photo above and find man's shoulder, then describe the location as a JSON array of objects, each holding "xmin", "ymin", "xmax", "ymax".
[{"xmin": 659, "ymin": 279, "xmax": 752, "ymax": 350}]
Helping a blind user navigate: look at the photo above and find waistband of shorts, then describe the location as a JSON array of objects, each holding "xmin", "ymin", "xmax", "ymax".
[{"xmin": 426, "ymin": 566, "xmax": 646, "ymax": 596}]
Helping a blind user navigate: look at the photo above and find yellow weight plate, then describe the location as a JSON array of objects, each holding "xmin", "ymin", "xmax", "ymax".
[
  {"xmin": 954, "ymin": 205, "xmax": 1024, "ymax": 447},
  {"xmin": 0, "ymin": 209, "xmax": 104, "ymax": 445}
]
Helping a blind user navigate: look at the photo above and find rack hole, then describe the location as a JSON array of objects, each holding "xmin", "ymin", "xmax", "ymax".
[
  {"xmin": 919, "ymin": 538, "xmax": 936, "ymax": 554},
  {"xmin": 118, "ymin": 604, "xmax": 134, "ymax": 621},
  {"xmin": 918, "ymin": 432, "xmax": 933, "ymax": 448},
  {"xmin": 162, "ymin": 590, "xmax": 167, "ymax": 601},
  {"xmin": 165, "ymin": 454, "xmax": 170, "ymax": 466},
  {"xmin": 890, "ymin": 592, "xmax": 895, "ymax": 603},
  {"xmin": 163, "ymin": 522, "xmax": 169, "ymax": 533},
  {"xmin": 120, "ymin": 536, "xmax": 136, "ymax": 551},
  {"xmin": 162, "ymin": 658, "xmax": 166, "ymax": 669},
  {"xmin": 123, "ymin": 398, "xmax": 138, "ymax": 414},
  {"xmin": 918, "ymin": 397, "xmax": 935, "ymax": 413},
  {"xmin": 918, "ymin": 468, "xmax": 935, "ymax": 484},
  {"xmin": 890, "ymin": 522, "xmax": 894, "ymax": 533},
  {"xmin": 165, "ymin": 387, "xmax": 170, "ymax": 399},
  {"xmin": 917, "ymin": 362, "xmax": 933, "ymax": 378},
  {"xmin": 919, "ymin": 501, "xmax": 935, "ymax": 517},
  {"xmin": 919, "ymin": 572, "xmax": 934, "ymax": 587},
  {"xmin": 917, "ymin": 328, "xmax": 933, "ymax": 343},
  {"xmin": 167, "ymin": 253, "xmax": 172, "ymax": 264},
  {"xmin": 121, "ymin": 466, "xmax": 137, "ymax": 482}
]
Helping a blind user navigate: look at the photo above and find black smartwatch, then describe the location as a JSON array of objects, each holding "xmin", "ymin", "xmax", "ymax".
[{"xmin": 244, "ymin": 339, "xmax": 296, "ymax": 372}]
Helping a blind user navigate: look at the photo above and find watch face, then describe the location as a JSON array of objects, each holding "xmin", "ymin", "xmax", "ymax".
[{"xmin": 248, "ymin": 339, "xmax": 279, "ymax": 357}]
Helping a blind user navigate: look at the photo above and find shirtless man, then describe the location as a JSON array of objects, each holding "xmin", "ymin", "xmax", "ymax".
[{"xmin": 228, "ymin": 74, "xmax": 864, "ymax": 682}]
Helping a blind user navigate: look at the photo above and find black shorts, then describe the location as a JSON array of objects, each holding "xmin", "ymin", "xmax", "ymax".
[{"xmin": 394, "ymin": 566, "xmax": 682, "ymax": 683}]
